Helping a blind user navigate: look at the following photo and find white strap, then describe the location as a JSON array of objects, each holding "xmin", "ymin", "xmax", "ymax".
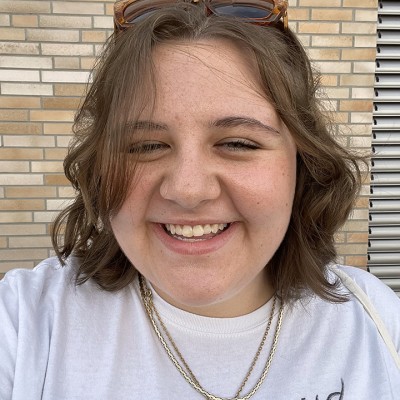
[{"xmin": 333, "ymin": 268, "xmax": 400, "ymax": 370}]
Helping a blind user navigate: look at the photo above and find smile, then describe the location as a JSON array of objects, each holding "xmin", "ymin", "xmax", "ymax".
[{"xmin": 164, "ymin": 223, "xmax": 230, "ymax": 240}]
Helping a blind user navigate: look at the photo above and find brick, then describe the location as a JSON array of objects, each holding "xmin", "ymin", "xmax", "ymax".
[
  {"xmin": 53, "ymin": 2, "xmax": 104, "ymax": 15},
  {"xmin": 43, "ymin": 98, "xmax": 80, "ymax": 110},
  {"xmin": 41, "ymin": 43, "xmax": 93, "ymax": 56},
  {"xmin": 47, "ymin": 198, "xmax": 73, "ymax": 211},
  {"xmin": 0, "ymin": 56, "xmax": 52, "ymax": 69},
  {"xmin": 105, "ymin": 3, "xmax": 114, "ymax": 16},
  {"xmin": 343, "ymin": 0, "xmax": 377, "ymax": 7},
  {"xmin": 0, "ymin": 199, "xmax": 45, "ymax": 211},
  {"xmin": 319, "ymin": 75, "xmax": 338, "ymax": 86},
  {"xmin": 0, "ymin": 1, "xmax": 51, "ymax": 13},
  {"xmin": 0, "ymin": 212, "xmax": 32, "ymax": 223},
  {"xmin": 80, "ymin": 57, "xmax": 97, "ymax": 70},
  {"xmin": 33, "ymin": 211, "xmax": 59, "ymax": 223},
  {"xmin": 312, "ymin": 9, "xmax": 353, "ymax": 21},
  {"xmin": 0, "ymin": 148, "xmax": 43, "ymax": 160},
  {"xmin": 41, "ymin": 71, "xmax": 91, "ymax": 83},
  {"xmin": 0, "ymin": 97, "xmax": 41, "ymax": 109},
  {"xmin": 324, "ymin": 87, "xmax": 350, "ymax": 99},
  {"xmin": 12, "ymin": 15, "xmax": 38, "ymax": 28},
  {"xmin": 356, "ymin": 199, "xmax": 370, "ymax": 211},
  {"xmin": 0, "ymin": 110, "xmax": 28, "ymax": 121},
  {"xmin": 30, "ymin": 110, "xmax": 75, "ymax": 122},
  {"xmin": 307, "ymin": 48, "xmax": 340, "ymax": 60},
  {"xmin": 93, "ymin": 16, "xmax": 113, "ymax": 29},
  {"xmin": 3, "ymin": 135, "xmax": 55, "ymax": 148},
  {"xmin": 351, "ymin": 88, "xmax": 374, "ymax": 99},
  {"xmin": 355, "ymin": 10, "xmax": 377, "ymax": 22},
  {"xmin": 0, "ymin": 69, "xmax": 40, "ymax": 82},
  {"xmin": 82, "ymin": 30, "xmax": 107, "ymax": 43},
  {"xmin": 54, "ymin": 83, "xmax": 87, "ymax": 96},
  {"xmin": 0, "ymin": 187, "xmax": 3, "ymax": 198},
  {"xmin": 27, "ymin": 29, "xmax": 79, "ymax": 42},
  {"xmin": 45, "ymin": 148, "xmax": 68, "ymax": 160},
  {"xmin": 350, "ymin": 136, "xmax": 372, "ymax": 148},
  {"xmin": 316, "ymin": 61, "xmax": 352, "ymax": 74},
  {"xmin": 0, "ymin": 249, "xmax": 48, "ymax": 261},
  {"xmin": 0, "ymin": 237, "xmax": 6, "ymax": 248},
  {"xmin": 340, "ymin": 74, "xmax": 375, "ymax": 87},
  {"xmin": 1, "ymin": 83, "xmax": 53, "ymax": 96},
  {"xmin": 354, "ymin": 36, "xmax": 377, "ymax": 48},
  {"xmin": 299, "ymin": 0, "xmax": 341, "ymax": 6},
  {"xmin": 340, "ymin": 100, "xmax": 373, "ymax": 112},
  {"xmin": 353, "ymin": 62, "xmax": 375, "ymax": 73},
  {"xmin": 56, "ymin": 136, "xmax": 73, "ymax": 148},
  {"xmin": 350, "ymin": 112, "xmax": 373, "ymax": 124},
  {"xmin": 0, "ymin": 14, "xmax": 10, "ymax": 26},
  {"xmin": 9, "ymin": 236, "xmax": 52, "ymax": 248},
  {"xmin": 335, "ymin": 244, "xmax": 367, "ymax": 254},
  {"xmin": 0, "ymin": 224, "xmax": 46, "ymax": 235},
  {"xmin": 0, "ymin": 174, "xmax": 43, "ymax": 185},
  {"xmin": 0, "ymin": 161, "xmax": 30, "ymax": 172},
  {"xmin": 342, "ymin": 48, "xmax": 376, "ymax": 60},
  {"xmin": 312, "ymin": 35, "xmax": 353, "ymax": 47},
  {"xmin": 45, "ymin": 174, "xmax": 70, "ymax": 185},
  {"xmin": 54, "ymin": 57, "xmax": 80, "ymax": 69},
  {"xmin": 341, "ymin": 22, "xmax": 376, "ymax": 35},
  {"xmin": 44, "ymin": 123, "xmax": 73, "ymax": 135},
  {"xmin": 31, "ymin": 161, "xmax": 63, "ymax": 173},
  {"xmin": 0, "ymin": 262, "xmax": 35, "ymax": 273},
  {"xmin": 0, "ymin": 41, "xmax": 39, "ymax": 55},
  {"xmin": 290, "ymin": 9, "xmax": 310, "ymax": 21},
  {"xmin": 58, "ymin": 186, "xmax": 75, "ymax": 198},
  {"xmin": 299, "ymin": 22, "xmax": 340, "ymax": 34},
  {"xmin": 39, "ymin": 15, "xmax": 92, "ymax": 29},
  {"xmin": 345, "ymin": 256, "xmax": 367, "ymax": 268},
  {"xmin": 0, "ymin": 122, "xmax": 42, "ymax": 135},
  {"xmin": 0, "ymin": 27, "xmax": 25, "ymax": 40},
  {"xmin": 5, "ymin": 186, "xmax": 56, "ymax": 198}
]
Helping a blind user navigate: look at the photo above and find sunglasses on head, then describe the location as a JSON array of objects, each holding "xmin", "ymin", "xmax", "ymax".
[{"xmin": 114, "ymin": 0, "xmax": 288, "ymax": 32}]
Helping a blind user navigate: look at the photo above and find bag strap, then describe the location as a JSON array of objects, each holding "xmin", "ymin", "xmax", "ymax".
[{"xmin": 333, "ymin": 268, "xmax": 400, "ymax": 370}]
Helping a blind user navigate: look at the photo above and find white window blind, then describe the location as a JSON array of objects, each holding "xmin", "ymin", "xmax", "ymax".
[{"xmin": 368, "ymin": 0, "xmax": 400, "ymax": 296}]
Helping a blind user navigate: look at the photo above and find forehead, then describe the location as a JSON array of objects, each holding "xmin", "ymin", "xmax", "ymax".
[{"xmin": 147, "ymin": 39, "xmax": 276, "ymax": 119}]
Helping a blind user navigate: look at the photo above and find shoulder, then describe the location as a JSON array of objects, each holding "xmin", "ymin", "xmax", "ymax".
[
  {"xmin": 0, "ymin": 257, "xmax": 77, "ymax": 301},
  {"xmin": 329, "ymin": 264, "xmax": 400, "ymax": 349}
]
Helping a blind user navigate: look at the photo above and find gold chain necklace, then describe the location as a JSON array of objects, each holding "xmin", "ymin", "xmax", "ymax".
[{"xmin": 138, "ymin": 274, "xmax": 284, "ymax": 400}]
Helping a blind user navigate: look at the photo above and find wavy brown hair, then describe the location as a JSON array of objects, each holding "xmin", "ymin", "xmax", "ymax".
[{"xmin": 52, "ymin": 3, "xmax": 363, "ymax": 301}]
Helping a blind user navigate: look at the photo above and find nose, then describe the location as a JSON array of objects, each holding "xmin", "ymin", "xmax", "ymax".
[{"xmin": 159, "ymin": 154, "xmax": 221, "ymax": 210}]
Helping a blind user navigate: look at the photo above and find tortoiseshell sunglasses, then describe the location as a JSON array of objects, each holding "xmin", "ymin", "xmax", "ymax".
[{"xmin": 114, "ymin": 0, "xmax": 288, "ymax": 32}]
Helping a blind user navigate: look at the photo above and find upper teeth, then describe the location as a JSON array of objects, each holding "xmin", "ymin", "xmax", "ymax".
[{"xmin": 165, "ymin": 223, "xmax": 228, "ymax": 238}]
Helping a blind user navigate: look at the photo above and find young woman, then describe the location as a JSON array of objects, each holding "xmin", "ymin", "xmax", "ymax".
[{"xmin": 1, "ymin": 1, "xmax": 399, "ymax": 399}]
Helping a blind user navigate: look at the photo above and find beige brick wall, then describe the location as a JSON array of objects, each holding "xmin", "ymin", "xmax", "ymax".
[{"xmin": 0, "ymin": 0, "xmax": 377, "ymax": 273}]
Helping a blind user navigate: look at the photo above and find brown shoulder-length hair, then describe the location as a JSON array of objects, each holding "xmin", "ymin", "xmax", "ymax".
[{"xmin": 52, "ymin": 3, "xmax": 363, "ymax": 301}]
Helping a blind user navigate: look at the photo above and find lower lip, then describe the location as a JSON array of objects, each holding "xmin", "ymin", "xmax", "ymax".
[{"xmin": 152, "ymin": 223, "xmax": 237, "ymax": 255}]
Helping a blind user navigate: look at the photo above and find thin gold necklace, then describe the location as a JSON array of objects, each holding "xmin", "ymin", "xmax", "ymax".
[{"xmin": 139, "ymin": 274, "xmax": 284, "ymax": 400}]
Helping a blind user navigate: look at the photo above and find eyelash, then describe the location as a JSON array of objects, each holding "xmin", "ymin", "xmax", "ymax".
[
  {"xmin": 218, "ymin": 139, "xmax": 260, "ymax": 151},
  {"xmin": 128, "ymin": 142, "xmax": 167, "ymax": 154},
  {"xmin": 128, "ymin": 139, "xmax": 260, "ymax": 155}
]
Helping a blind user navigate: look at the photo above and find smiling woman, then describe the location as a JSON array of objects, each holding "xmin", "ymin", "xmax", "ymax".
[{"xmin": 0, "ymin": 1, "xmax": 399, "ymax": 399}]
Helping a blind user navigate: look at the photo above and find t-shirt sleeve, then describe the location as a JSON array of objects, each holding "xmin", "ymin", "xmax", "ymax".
[
  {"xmin": 337, "ymin": 265, "xmax": 400, "ymax": 354},
  {"xmin": 0, "ymin": 271, "xmax": 21, "ymax": 397}
]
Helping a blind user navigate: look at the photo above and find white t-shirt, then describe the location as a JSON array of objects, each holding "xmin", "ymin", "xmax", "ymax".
[{"xmin": 0, "ymin": 257, "xmax": 399, "ymax": 399}]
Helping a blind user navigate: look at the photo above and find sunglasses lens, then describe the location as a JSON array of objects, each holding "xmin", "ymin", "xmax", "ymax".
[
  {"xmin": 212, "ymin": 4, "xmax": 273, "ymax": 19},
  {"xmin": 124, "ymin": 4, "xmax": 156, "ymax": 24}
]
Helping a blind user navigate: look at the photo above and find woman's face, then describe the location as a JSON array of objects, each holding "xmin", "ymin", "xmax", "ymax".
[{"xmin": 110, "ymin": 39, "xmax": 297, "ymax": 317}]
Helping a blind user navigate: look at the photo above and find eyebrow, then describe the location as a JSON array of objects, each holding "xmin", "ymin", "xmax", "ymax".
[
  {"xmin": 125, "ymin": 120, "xmax": 168, "ymax": 132},
  {"xmin": 210, "ymin": 116, "xmax": 280, "ymax": 135}
]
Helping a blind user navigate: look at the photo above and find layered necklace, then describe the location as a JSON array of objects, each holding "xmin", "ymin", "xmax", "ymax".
[{"xmin": 138, "ymin": 274, "xmax": 284, "ymax": 400}]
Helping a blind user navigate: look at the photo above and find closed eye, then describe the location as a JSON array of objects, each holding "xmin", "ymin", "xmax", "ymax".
[
  {"xmin": 128, "ymin": 141, "xmax": 168, "ymax": 154},
  {"xmin": 216, "ymin": 139, "xmax": 260, "ymax": 151}
]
